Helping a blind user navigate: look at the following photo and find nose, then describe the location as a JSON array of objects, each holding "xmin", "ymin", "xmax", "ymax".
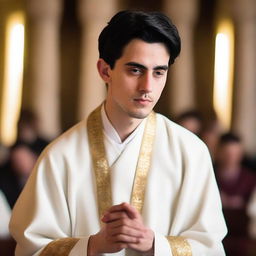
[{"xmin": 138, "ymin": 72, "xmax": 153, "ymax": 93}]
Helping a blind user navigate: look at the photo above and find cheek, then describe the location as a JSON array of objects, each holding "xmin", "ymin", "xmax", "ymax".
[
  {"xmin": 111, "ymin": 73, "xmax": 126, "ymax": 87},
  {"xmin": 155, "ymin": 81, "xmax": 166, "ymax": 98},
  {"xmin": 113, "ymin": 76, "xmax": 135, "ymax": 93},
  {"xmin": 109, "ymin": 80, "xmax": 128, "ymax": 101}
]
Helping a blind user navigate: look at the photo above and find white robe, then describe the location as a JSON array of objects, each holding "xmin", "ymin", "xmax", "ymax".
[
  {"xmin": 0, "ymin": 190, "xmax": 11, "ymax": 238},
  {"xmin": 9, "ymin": 109, "xmax": 227, "ymax": 256}
]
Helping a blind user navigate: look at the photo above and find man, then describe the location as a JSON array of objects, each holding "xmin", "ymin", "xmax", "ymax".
[
  {"xmin": 215, "ymin": 133, "xmax": 256, "ymax": 256},
  {"xmin": 10, "ymin": 10, "xmax": 227, "ymax": 256}
]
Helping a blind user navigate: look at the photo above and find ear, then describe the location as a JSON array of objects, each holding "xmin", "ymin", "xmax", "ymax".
[{"xmin": 97, "ymin": 58, "xmax": 111, "ymax": 84}]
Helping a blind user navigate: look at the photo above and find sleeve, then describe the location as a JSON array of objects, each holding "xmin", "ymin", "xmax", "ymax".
[
  {"xmin": 154, "ymin": 233, "xmax": 173, "ymax": 255},
  {"xmin": 153, "ymin": 233, "xmax": 191, "ymax": 256},
  {"xmin": 9, "ymin": 151, "xmax": 90, "ymax": 256},
  {"xmin": 156, "ymin": 140, "xmax": 227, "ymax": 256}
]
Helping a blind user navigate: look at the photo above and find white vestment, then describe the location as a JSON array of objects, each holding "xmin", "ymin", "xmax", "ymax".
[
  {"xmin": 0, "ymin": 190, "xmax": 11, "ymax": 238},
  {"xmin": 10, "ymin": 107, "xmax": 227, "ymax": 256}
]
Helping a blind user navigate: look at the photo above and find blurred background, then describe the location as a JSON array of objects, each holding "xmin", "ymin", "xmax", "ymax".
[{"xmin": 0, "ymin": 0, "xmax": 256, "ymax": 255}]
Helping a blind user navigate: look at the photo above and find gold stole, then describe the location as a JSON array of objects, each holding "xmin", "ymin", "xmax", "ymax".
[
  {"xmin": 87, "ymin": 105, "xmax": 156, "ymax": 217},
  {"xmin": 40, "ymin": 106, "xmax": 192, "ymax": 256}
]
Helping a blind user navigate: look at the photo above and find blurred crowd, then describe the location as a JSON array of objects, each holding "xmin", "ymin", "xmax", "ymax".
[
  {"xmin": 0, "ymin": 110, "xmax": 49, "ymax": 255},
  {"xmin": 176, "ymin": 110, "xmax": 256, "ymax": 256},
  {"xmin": 1, "ymin": 109, "xmax": 256, "ymax": 255}
]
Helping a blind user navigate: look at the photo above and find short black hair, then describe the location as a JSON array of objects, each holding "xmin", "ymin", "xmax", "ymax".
[
  {"xmin": 176, "ymin": 110, "xmax": 203, "ymax": 123},
  {"xmin": 219, "ymin": 132, "xmax": 241, "ymax": 145},
  {"xmin": 98, "ymin": 10, "xmax": 181, "ymax": 69}
]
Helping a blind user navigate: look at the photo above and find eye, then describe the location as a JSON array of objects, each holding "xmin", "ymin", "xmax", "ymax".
[
  {"xmin": 154, "ymin": 69, "xmax": 166, "ymax": 77},
  {"xmin": 129, "ymin": 67, "xmax": 143, "ymax": 75}
]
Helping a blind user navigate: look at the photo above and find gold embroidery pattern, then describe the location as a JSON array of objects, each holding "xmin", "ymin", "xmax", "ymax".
[
  {"xmin": 40, "ymin": 238, "xmax": 79, "ymax": 256},
  {"xmin": 131, "ymin": 112, "xmax": 156, "ymax": 214},
  {"xmin": 87, "ymin": 106, "xmax": 156, "ymax": 220},
  {"xmin": 166, "ymin": 236, "xmax": 192, "ymax": 256},
  {"xmin": 87, "ymin": 106, "xmax": 112, "ymax": 219}
]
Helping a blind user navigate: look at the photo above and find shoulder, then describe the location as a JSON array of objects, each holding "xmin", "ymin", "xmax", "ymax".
[
  {"xmin": 155, "ymin": 112, "xmax": 208, "ymax": 152},
  {"xmin": 153, "ymin": 113, "xmax": 214, "ymax": 180},
  {"xmin": 29, "ymin": 119, "xmax": 90, "ymax": 181},
  {"xmin": 40, "ymin": 119, "xmax": 88, "ymax": 160}
]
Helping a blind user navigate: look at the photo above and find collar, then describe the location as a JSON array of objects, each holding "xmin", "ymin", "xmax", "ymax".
[{"xmin": 101, "ymin": 104, "xmax": 146, "ymax": 146}]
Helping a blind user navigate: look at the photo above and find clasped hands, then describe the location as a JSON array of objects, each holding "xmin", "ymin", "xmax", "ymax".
[{"xmin": 88, "ymin": 202, "xmax": 154, "ymax": 255}]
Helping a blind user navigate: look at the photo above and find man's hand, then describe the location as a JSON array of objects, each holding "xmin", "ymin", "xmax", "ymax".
[{"xmin": 87, "ymin": 202, "xmax": 154, "ymax": 256}]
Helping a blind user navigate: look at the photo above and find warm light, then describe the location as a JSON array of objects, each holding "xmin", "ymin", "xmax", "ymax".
[
  {"xmin": 213, "ymin": 20, "xmax": 234, "ymax": 130},
  {"xmin": 1, "ymin": 12, "xmax": 25, "ymax": 146}
]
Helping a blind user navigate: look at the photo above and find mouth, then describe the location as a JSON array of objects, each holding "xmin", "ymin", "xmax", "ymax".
[{"xmin": 133, "ymin": 98, "xmax": 153, "ymax": 105}]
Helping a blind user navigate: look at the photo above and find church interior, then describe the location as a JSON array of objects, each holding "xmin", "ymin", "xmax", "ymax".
[{"xmin": 0, "ymin": 0, "xmax": 256, "ymax": 255}]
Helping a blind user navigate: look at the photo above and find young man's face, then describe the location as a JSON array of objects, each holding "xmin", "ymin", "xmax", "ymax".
[{"xmin": 102, "ymin": 39, "xmax": 170, "ymax": 120}]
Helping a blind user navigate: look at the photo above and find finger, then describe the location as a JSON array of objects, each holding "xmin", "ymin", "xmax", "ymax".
[
  {"xmin": 101, "ymin": 211, "xmax": 128, "ymax": 223},
  {"xmin": 121, "ymin": 203, "xmax": 140, "ymax": 219},
  {"xmin": 109, "ymin": 224, "xmax": 144, "ymax": 238},
  {"xmin": 104, "ymin": 203, "xmax": 130, "ymax": 214},
  {"xmin": 106, "ymin": 202, "xmax": 139, "ymax": 219},
  {"xmin": 105, "ymin": 217, "xmax": 143, "ymax": 231},
  {"xmin": 127, "ymin": 229, "xmax": 155, "ymax": 252},
  {"xmin": 112, "ymin": 233, "xmax": 141, "ymax": 244}
]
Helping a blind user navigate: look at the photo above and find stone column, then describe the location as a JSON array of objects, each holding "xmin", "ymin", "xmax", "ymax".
[
  {"xmin": 230, "ymin": 0, "xmax": 256, "ymax": 155},
  {"xmin": 163, "ymin": 0, "xmax": 199, "ymax": 115},
  {"xmin": 77, "ymin": 0, "xmax": 117, "ymax": 120},
  {"xmin": 0, "ymin": 1, "xmax": 9, "ymax": 113},
  {"xmin": 25, "ymin": 0, "xmax": 62, "ymax": 139}
]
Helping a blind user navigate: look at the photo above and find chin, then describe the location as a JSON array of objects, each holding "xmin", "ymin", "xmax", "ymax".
[{"xmin": 127, "ymin": 110, "xmax": 150, "ymax": 119}]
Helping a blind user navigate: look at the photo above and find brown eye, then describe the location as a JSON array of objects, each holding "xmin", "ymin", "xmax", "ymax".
[
  {"xmin": 130, "ymin": 68, "xmax": 142, "ymax": 75},
  {"xmin": 154, "ymin": 70, "xmax": 165, "ymax": 77}
]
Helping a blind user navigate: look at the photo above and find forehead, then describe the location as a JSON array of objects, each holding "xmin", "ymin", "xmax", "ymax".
[{"xmin": 118, "ymin": 39, "xmax": 170, "ymax": 65}]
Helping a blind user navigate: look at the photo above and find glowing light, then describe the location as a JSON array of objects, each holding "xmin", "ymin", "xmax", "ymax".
[
  {"xmin": 1, "ymin": 12, "xmax": 25, "ymax": 145},
  {"xmin": 213, "ymin": 20, "xmax": 234, "ymax": 131}
]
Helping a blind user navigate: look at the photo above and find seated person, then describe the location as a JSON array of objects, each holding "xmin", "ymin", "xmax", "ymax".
[
  {"xmin": 0, "ymin": 144, "xmax": 37, "ymax": 208},
  {"xmin": 215, "ymin": 132, "xmax": 256, "ymax": 256},
  {"xmin": 15, "ymin": 109, "xmax": 49, "ymax": 156}
]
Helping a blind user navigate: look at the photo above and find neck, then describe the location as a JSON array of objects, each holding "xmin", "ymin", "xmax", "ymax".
[{"xmin": 104, "ymin": 103, "xmax": 144, "ymax": 142}]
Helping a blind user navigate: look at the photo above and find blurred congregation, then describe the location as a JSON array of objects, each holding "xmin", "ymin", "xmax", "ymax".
[{"xmin": 1, "ymin": 0, "xmax": 256, "ymax": 255}]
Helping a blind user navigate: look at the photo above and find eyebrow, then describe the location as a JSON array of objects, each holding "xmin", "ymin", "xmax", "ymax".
[{"xmin": 125, "ymin": 62, "xmax": 169, "ymax": 71}]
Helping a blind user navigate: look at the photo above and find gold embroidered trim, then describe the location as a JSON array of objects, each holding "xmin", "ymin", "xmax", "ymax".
[
  {"xmin": 39, "ymin": 238, "xmax": 79, "ymax": 256},
  {"xmin": 131, "ymin": 111, "xmax": 156, "ymax": 213},
  {"xmin": 87, "ymin": 105, "xmax": 156, "ymax": 220},
  {"xmin": 166, "ymin": 236, "xmax": 192, "ymax": 256},
  {"xmin": 87, "ymin": 106, "xmax": 112, "ymax": 220}
]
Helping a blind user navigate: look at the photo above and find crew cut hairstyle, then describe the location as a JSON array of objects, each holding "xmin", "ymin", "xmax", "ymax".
[{"xmin": 98, "ymin": 10, "xmax": 181, "ymax": 69}]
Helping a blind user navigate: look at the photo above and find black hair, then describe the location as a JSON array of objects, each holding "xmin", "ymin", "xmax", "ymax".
[
  {"xmin": 98, "ymin": 10, "xmax": 181, "ymax": 68},
  {"xmin": 18, "ymin": 109, "xmax": 37, "ymax": 126},
  {"xmin": 219, "ymin": 132, "xmax": 241, "ymax": 145},
  {"xmin": 176, "ymin": 110, "xmax": 203, "ymax": 123}
]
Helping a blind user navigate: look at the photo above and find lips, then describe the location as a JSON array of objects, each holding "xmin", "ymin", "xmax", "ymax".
[
  {"xmin": 134, "ymin": 98, "xmax": 153, "ymax": 106},
  {"xmin": 134, "ymin": 98, "xmax": 151, "ymax": 102},
  {"xmin": 134, "ymin": 95, "xmax": 153, "ymax": 102}
]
